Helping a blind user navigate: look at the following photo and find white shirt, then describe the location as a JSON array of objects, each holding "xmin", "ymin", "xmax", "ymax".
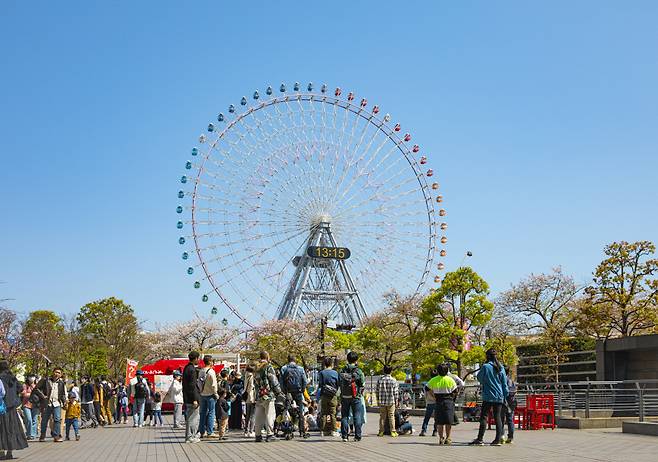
[
  {"xmin": 166, "ymin": 380, "xmax": 184, "ymax": 404},
  {"xmin": 49, "ymin": 379, "xmax": 61, "ymax": 407}
]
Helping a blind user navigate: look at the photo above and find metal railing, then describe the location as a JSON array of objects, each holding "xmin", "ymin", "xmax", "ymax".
[{"xmin": 365, "ymin": 380, "xmax": 658, "ymax": 422}]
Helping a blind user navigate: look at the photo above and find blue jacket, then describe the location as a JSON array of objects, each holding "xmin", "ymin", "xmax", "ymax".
[{"xmin": 477, "ymin": 362, "xmax": 508, "ymax": 404}]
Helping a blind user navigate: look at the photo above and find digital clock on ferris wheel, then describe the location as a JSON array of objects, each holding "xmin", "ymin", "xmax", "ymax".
[{"xmin": 307, "ymin": 246, "xmax": 351, "ymax": 260}]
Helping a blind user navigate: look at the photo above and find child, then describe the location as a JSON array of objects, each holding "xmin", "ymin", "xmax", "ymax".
[
  {"xmin": 153, "ymin": 392, "xmax": 163, "ymax": 427},
  {"xmin": 216, "ymin": 389, "xmax": 230, "ymax": 439},
  {"xmin": 65, "ymin": 392, "xmax": 81, "ymax": 441},
  {"xmin": 144, "ymin": 392, "xmax": 154, "ymax": 426}
]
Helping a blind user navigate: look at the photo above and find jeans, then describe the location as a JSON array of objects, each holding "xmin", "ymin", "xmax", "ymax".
[
  {"xmin": 504, "ymin": 399, "xmax": 516, "ymax": 440},
  {"xmin": 41, "ymin": 405, "xmax": 62, "ymax": 438},
  {"xmin": 398, "ymin": 421, "xmax": 413, "ymax": 434},
  {"xmin": 320, "ymin": 395, "xmax": 337, "ymax": 435},
  {"xmin": 254, "ymin": 400, "xmax": 275, "ymax": 437},
  {"xmin": 65, "ymin": 418, "xmax": 79, "ymax": 438},
  {"xmin": 340, "ymin": 397, "xmax": 364, "ymax": 440},
  {"xmin": 290, "ymin": 392, "xmax": 306, "ymax": 435},
  {"xmin": 173, "ymin": 403, "xmax": 184, "ymax": 428},
  {"xmin": 478, "ymin": 401, "xmax": 503, "ymax": 442},
  {"xmin": 244, "ymin": 402, "xmax": 256, "ymax": 434},
  {"xmin": 422, "ymin": 403, "xmax": 436, "ymax": 433},
  {"xmin": 23, "ymin": 406, "xmax": 39, "ymax": 438},
  {"xmin": 153, "ymin": 409, "xmax": 163, "ymax": 426},
  {"xmin": 132, "ymin": 398, "xmax": 146, "ymax": 426},
  {"xmin": 379, "ymin": 404, "xmax": 395, "ymax": 434},
  {"xmin": 185, "ymin": 403, "xmax": 200, "ymax": 441},
  {"xmin": 198, "ymin": 395, "xmax": 217, "ymax": 436}
]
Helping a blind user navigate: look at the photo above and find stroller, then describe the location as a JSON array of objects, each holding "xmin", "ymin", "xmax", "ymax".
[{"xmin": 274, "ymin": 395, "xmax": 295, "ymax": 440}]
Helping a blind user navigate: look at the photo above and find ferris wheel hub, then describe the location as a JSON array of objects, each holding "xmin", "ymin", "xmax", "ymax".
[{"xmin": 311, "ymin": 213, "xmax": 332, "ymax": 227}]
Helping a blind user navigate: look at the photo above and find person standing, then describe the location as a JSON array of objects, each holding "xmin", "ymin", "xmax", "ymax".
[
  {"xmin": 502, "ymin": 365, "xmax": 517, "ymax": 444},
  {"xmin": 114, "ymin": 380, "xmax": 129, "ymax": 424},
  {"xmin": 242, "ymin": 364, "xmax": 256, "ymax": 438},
  {"xmin": 419, "ymin": 369, "xmax": 437, "ymax": 437},
  {"xmin": 339, "ymin": 351, "xmax": 366, "ymax": 442},
  {"xmin": 228, "ymin": 371, "xmax": 244, "ymax": 431},
  {"xmin": 0, "ymin": 360, "xmax": 29, "ymax": 459},
  {"xmin": 165, "ymin": 370, "xmax": 184, "ymax": 429},
  {"xmin": 198, "ymin": 355, "xmax": 218, "ymax": 438},
  {"xmin": 470, "ymin": 349, "xmax": 508, "ymax": 446},
  {"xmin": 376, "ymin": 364, "xmax": 399, "ymax": 438},
  {"xmin": 64, "ymin": 392, "xmax": 81, "ymax": 441},
  {"xmin": 427, "ymin": 363, "xmax": 457, "ymax": 445},
  {"xmin": 20, "ymin": 375, "xmax": 39, "ymax": 440},
  {"xmin": 317, "ymin": 356, "xmax": 340, "ymax": 437},
  {"xmin": 35, "ymin": 366, "xmax": 66, "ymax": 442},
  {"xmin": 131, "ymin": 370, "xmax": 150, "ymax": 428},
  {"xmin": 99, "ymin": 376, "xmax": 113, "ymax": 426},
  {"xmin": 80, "ymin": 376, "xmax": 97, "ymax": 428},
  {"xmin": 281, "ymin": 354, "xmax": 309, "ymax": 439},
  {"xmin": 216, "ymin": 389, "xmax": 230, "ymax": 439},
  {"xmin": 182, "ymin": 351, "xmax": 201, "ymax": 443},
  {"xmin": 253, "ymin": 351, "xmax": 281, "ymax": 442}
]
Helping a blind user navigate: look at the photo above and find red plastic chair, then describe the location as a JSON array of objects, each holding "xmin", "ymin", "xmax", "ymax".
[{"xmin": 526, "ymin": 394, "xmax": 555, "ymax": 430}]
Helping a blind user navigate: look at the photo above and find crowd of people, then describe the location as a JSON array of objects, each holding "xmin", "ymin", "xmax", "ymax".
[{"xmin": 0, "ymin": 347, "xmax": 517, "ymax": 459}]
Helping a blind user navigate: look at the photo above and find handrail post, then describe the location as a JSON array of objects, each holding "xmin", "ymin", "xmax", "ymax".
[
  {"xmin": 636, "ymin": 382, "xmax": 644, "ymax": 422},
  {"xmin": 556, "ymin": 383, "xmax": 562, "ymax": 417},
  {"xmin": 569, "ymin": 383, "xmax": 575, "ymax": 418},
  {"xmin": 585, "ymin": 383, "xmax": 590, "ymax": 419}
]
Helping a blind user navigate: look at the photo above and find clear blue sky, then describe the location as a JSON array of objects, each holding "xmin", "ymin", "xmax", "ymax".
[{"xmin": 2, "ymin": 1, "xmax": 657, "ymax": 328}]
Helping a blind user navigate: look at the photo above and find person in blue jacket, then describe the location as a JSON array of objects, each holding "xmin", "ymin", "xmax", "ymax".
[{"xmin": 469, "ymin": 348, "xmax": 508, "ymax": 446}]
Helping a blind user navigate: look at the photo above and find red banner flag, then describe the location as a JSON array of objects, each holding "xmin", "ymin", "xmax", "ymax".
[{"xmin": 126, "ymin": 359, "xmax": 139, "ymax": 385}]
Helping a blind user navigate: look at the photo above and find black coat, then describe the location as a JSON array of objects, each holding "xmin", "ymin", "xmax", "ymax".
[
  {"xmin": 0, "ymin": 371, "xmax": 21, "ymax": 409},
  {"xmin": 182, "ymin": 363, "xmax": 200, "ymax": 404},
  {"xmin": 34, "ymin": 377, "xmax": 66, "ymax": 408}
]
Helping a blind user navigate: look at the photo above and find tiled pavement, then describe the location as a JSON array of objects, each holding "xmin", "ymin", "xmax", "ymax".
[{"xmin": 13, "ymin": 414, "xmax": 658, "ymax": 462}]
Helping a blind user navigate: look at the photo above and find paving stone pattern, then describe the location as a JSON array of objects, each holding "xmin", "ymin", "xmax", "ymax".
[{"xmin": 14, "ymin": 414, "xmax": 658, "ymax": 462}]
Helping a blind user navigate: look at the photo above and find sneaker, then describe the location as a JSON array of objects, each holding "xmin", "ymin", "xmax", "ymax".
[
  {"xmin": 303, "ymin": 433, "xmax": 310, "ymax": 439},
  {"xmin": 419, "ymin": 430, "xmax": 426, "ymax": 437},
  {"xmin": 431, "ymin": 430, "xmax": 437, "ymax": 437},
  {"xmin": 391, "ymin": 432, "xmax": 398, "ymax": 438},
  {"xmin": 265, "ymin": 435, "xmax": 278, "ymax": 442},
  {"xmin": 490, "ymin": 440, "xmax": 502, "ymax": 446},
  {"xmin": 342, "ymin": 437, "xmax": 349, "ymax": 442},
  {"xmin": 255, "ymin": 436, "xmax": 263, "ymax": 442},
  {"xmin": 65, "ymin": 437, "xmax": 70, "ymax": 441},
  {"xmin": 133, "ymin": 424, "xmax": 138, "ymax": 428},
  {"xmin": 38, "ymin": 437, "xmax": 45, "ymax": 442},
  {"xmin": 138, "ymin": 424, "xmax": 143, "ymax": 428},
  {"xmin": 505, "ymin": 438, "xmax": 514, "ymax": 445},
  {"xmin": 76, "ymin": 435, "xmax": 80, "ymax": 441},
  {"xmin": 332, "ymin": 431, "xmax": 341, "ymax": 438},
  {"xmin": 469, "ymin": 439, "xmax": 485, "ymax": 446},
  {"xmin": 206, "ymin": 433, "xmax": 219, "ymax": 439},
  {"xmin": 444, "ymin": 438, "xmax": 452, "ymax": 446},
  {"xmin": 377, "ymin": 432, "xmax": 384, "ymax": 437},
  {"xmin": 54, "ymin": 437, "xmax": 63, "ymax": 443},
  {"xmin": 438, "ymin": 437, "xmax": 444, "ymax": 445},
  {"xmin": 354, "ymin": 436, "xmax": 361, "ymax": 442}
]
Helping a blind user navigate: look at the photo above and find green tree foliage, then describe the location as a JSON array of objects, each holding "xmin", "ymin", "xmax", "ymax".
[
  {"xmin": 77, "ymin": 297, "xmax": 142, "ymax": 378},
  {"xmin": 421, "ymin": 267, "xmax": 495, "ymax": 378},
  {"xmin": 21, "ymin": 310, "xmax": 65, "ymax": 375},
  {"xmin": 583, "ymin": 240, "xmax": 658, "ymax": 338},
  {"xmin": 242, "ymin": 317, "xmax": 319, "ymax": 368}
]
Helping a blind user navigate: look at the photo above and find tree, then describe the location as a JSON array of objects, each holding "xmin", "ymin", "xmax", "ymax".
[
  {"xmin": 148, "ymin": 313, "xmax": 239, "ymax": 360},
  {"xmin": 421, "ymin": 267, "xmax": 495, "ymax": 378},
  {"xmin": 496, "ymin": 267, "xmax": 582, "ymax": 381},
  {"xmin": 0, "ymin": 309, "xmax": 23, "ymax": 367},
  {"xmin": 77, "ymin": 297, "xmax": 143, "ymax": 378},
  {"xmin": 242, "ymin": 317, "xmax": 319, "ymax": 368},
  {"xmin": 21, "ymin": 310, "xmax": 65, "ymax": 375},
  {"xmin": 584, "ymin": 241, "xmax": 658, "ymax": 338}
]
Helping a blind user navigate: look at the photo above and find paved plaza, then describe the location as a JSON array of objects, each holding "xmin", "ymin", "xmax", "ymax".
[{"xmin": 14, "ymin": 413, "xmax": 658, "ymax": 462}]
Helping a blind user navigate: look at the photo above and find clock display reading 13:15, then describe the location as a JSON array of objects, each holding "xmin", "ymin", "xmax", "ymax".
[{"xmin": 306, "ymin": 246, "xmax": 351, "ymax": 260}]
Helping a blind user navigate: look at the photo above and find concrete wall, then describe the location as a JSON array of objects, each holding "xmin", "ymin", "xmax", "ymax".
[{"xmin": 596, "ymin": 334, "xmax": 658, "ymax": 381}]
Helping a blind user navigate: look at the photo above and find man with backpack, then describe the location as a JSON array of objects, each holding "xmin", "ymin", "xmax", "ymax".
[
  {"xmin": 253, "ymin": 350, "xmax": 282, "ymax": 442},
  {"xmin": 281, "ymin": 354, "xmax": 309, "ymax": 439},
  {"xmin": 317, "ymin": 356, "xmax": 340, "ymax": 437},
  {"xmin": 131, "ymin": 370, "xmax": 150, "ymax": 428},
  {"xmin": 339, "ymin": 351, "xmax": 366, "ymax": 442},
  {"xmin": 198, "ymin": 355, "xmax": 218, "ymax": 439},
  {"xmin": 99, "ymin": 376, "xmax": 114, "ymax": 426}
]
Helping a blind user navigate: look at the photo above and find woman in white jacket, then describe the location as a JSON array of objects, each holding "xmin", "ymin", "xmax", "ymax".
[{"xmin": 165, "ymin": 370, "xmax": 184, "ymax": 429}]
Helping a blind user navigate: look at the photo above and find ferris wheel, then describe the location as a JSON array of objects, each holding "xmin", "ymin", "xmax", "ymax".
[{"xmin": 176, "ymin": 82, "xmax": 447, "ymax": 329}]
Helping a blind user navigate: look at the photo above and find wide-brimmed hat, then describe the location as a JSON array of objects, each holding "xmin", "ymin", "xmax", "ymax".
[{"xmin": 173, "ymin": 370, "xmax": 182, "ymax": 377}]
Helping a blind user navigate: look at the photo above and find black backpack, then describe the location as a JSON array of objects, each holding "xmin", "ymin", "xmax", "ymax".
[
  {"xmin": 283, "ymin": 366, "xmax": 304, "ymax": 393},
  {"xmin": 340, "ymin": 369, "xmax": 359, "ymax": 398},
  {"xmin": 134, "ymin": 379, "xmax": 148, "ymax": 399}
]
